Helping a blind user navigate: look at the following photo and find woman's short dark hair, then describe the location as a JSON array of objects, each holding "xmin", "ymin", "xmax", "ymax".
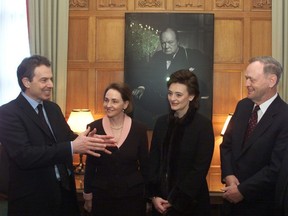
[
  {"xmin": 167, "ymin": 69, "xmax": 200, "ymax": 109},
  {"xmin": 103, "ymin": 82, "xmax": 133, "ymax": 115},
  {"xmin": 17, "ymin": 55, "xmax": 51, "ymax": 91}
]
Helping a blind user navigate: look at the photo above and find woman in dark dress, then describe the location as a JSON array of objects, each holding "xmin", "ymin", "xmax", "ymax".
[
  {"xmin": 83, "ymin": 82, "xmax": 149, "ymax": 216},
  {"xmin": 148, "ymin": 69, "xmax": 214, "ymax": 216}
]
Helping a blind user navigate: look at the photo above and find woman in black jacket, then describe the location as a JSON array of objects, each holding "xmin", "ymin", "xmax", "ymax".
[
  {"xmin": 148, "ymin": 69, "xmax": 214, "ymax": 216},
  {"xmin": 83, "ymin": 82, "xmax": 149, "ymax": 216}
]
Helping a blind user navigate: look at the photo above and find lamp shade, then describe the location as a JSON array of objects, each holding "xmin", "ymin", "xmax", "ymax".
[
  {"xmin": 67, "ymin": 109, "xmax": 94, "ymax": 134},
  {"xmin": 221, "ymin": 113, "xmax": 233, "ymax": 136}
]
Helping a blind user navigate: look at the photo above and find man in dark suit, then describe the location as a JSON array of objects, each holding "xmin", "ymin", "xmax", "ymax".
[
  {"xmin": 131, "ymin": 27, "xmax": 213, "ymax": 129},
  {"xmin": 0, "ymin": 55, "xmax": 115, "ymax": 216},
  {"xmin": 220, "ymin": 56, "xmax": 288, "ymax": 216}
]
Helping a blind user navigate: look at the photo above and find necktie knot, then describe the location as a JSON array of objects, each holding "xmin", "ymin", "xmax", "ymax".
[
  {"xmin": 37, "ymin": 104, "xmax": 42, "ymax": 109},
  {"xmin": 253, "ymin": 105, "xmax": 260, "ymax": 113}
]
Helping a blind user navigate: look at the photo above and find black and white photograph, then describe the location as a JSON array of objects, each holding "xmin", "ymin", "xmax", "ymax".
[{"xmin": 124, "ymin": 13, "xmax": 214, "ymax": 129}]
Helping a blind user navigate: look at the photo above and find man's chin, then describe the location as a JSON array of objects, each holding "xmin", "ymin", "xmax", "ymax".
[{"xmin": 42, "ymin": 95, "xmax": 52, "ymax": 100}]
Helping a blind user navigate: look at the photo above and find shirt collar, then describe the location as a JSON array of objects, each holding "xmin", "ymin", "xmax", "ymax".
[
  {"xmin": 21, "ymin": 92, "xmax": 42, "ymax": 110},
  {"xmin": 258, "ymin": 93, "xmax": 278, "ymax": 114}
]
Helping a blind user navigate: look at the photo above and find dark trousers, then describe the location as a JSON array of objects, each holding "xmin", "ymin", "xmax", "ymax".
[
  {"xmin": 8, "ymin": 181, "xmax": 80, "ymax": 216},
  {"xmin": 220, "ymin": 199, "xmax": 275, "ymax": 216},
  {"xmin": 91, "ymin": 194, "xmax": 146, "ymax": 216}
]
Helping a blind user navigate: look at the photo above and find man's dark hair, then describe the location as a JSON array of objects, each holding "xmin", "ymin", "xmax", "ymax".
[{"xmin": 17, "ymin": 55, "xmax": 51, "ymax": 91}]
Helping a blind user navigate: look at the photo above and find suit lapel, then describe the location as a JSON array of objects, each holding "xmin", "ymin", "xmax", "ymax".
[
  {"xmin": 241, "ymin": 114, "xmax": 273, "ymax": 153},
  {"xmin": 17, "ymin": 94, "xmax": 55, "ymax": 141},
  {"xmin": 240, "ymin": 96, "xmax": 281, "ymax": 155},
  {"xmin": 234, "ymin": 101, "xmax": 254, "ymax": 159}
]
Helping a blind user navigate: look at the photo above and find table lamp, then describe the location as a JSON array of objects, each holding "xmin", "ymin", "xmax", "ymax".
[
  {"xmin": 221, "ymin": 113, "xmax": 233, "ymax": 136},
  {"xmin": 67, "ymin": 109, "xmax": 94, "ymax": 174}
]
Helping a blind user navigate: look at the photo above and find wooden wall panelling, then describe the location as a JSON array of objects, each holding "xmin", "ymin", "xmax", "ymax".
[
  {"xmin": 213, "ymin": 0, "xmax": 243, "ymax": 10},
  {"xmin": 68, "ymin": 17, "xmax": 89, "ymax": 61},
  {"xmin": 95, "ymin": 17, "xmax": 125, "ymax": 62},
  {"xmin": 97, "ymin": 0, "xmax": 127, "ymax": 10},
  {"xmin": 66, "ymin": 69, "xmax": 90, "ymax": 112},
  {"xmin": 69, "ymin": 0, "xmax": 89, "ymax": 10},
  {"xmin": 67, "ymin": 0, "xmax": 272, "ymax": 192},
  {"xmin": 173, "ymin": 0, "xmax": 205, "ymax": 11},
  {"xmin": 250, "ymin": 18, "xmax": 272, "ymax": 57},
  {"xmin": 213, "ymin": 69, "xmax": 242, "ymax": 115},
  {"xmin": 135, "ymin": 0, "xmax": 166, "ymax": 10},
  {"xmin": 214, "ymin": 18, "xmax": 244, "ymax": 63},
  {"xmin": 251, "ymin": 0, "xmax": 272, "ymax": 11},
  {"xmin": 94, "ymin": 70, "xmax": 124, "ymax": 118}
]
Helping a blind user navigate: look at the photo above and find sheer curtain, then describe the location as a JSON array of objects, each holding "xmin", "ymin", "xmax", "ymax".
[
  {"xmin": 0, "ymin": 0, "xmax": 30, "ymax": 106},
  {"xmin": 27, "ymin": 0, "xmax": 69, "ymax": 113}
]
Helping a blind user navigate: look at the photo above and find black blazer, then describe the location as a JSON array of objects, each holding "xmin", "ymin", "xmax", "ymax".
[
  {"xmin": 0, "ymin": 94, "xmax": 78, "ymax": 214},
  {"xmin": 276, "ymin": 142, "xmax": 288, "ymax": 215},
  {"xmin": 220, "ymin": 96, "xmax": 288, "ymax": 207},
  {"xmin": 148, "ymin": 112, "xmax": 214, "ymax": 215},
  {"xmin": 84, "ymin": 118, "xmax": 149, "ymax": 198}
]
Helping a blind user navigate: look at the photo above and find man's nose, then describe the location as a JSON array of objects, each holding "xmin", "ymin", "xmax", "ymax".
[
  {"xmin": 245, "ymin": 79, "xmax": 250, "ymax": 87},
  {"xmin": 48, "ymin": 79, "xmax": 53, "ymax": 87}
]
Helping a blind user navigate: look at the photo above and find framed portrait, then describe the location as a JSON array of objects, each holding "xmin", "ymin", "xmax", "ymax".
[{"xmin": 124, "ymin": 13, "xmax": 214, "ymax": 129}]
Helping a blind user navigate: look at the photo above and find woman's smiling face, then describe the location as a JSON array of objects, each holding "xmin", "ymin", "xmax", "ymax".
[{"xmin": 168, "ymin": 82, "xmax": 194, "ymax": 118}]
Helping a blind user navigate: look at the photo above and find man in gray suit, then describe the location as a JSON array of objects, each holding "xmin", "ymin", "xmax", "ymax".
[{"xmin": 220, "ymin": 56, "xmax": 288, "ymax": 216}]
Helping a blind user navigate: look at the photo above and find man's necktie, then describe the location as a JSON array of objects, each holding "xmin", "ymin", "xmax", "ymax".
[
  {"xmin": 245, "ymin": 105, "xmax": 260, "ymax": 140},
  {"xmin": 37, "ymin": 104, "xmax": 54, "ymax": 138},
  {"xmin": 37, "ymin": 104, "xmax": 70, "ymax": 190}
]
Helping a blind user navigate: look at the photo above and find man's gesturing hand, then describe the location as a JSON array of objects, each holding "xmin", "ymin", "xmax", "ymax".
[{"xmin": 72, "ymin": 127, "xmax": 116, "ymax": 157}]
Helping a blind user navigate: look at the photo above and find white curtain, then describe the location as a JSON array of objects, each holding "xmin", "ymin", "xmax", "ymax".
[
  {"xmin": 0, "ymin": 0, "xmax": 30, "ymax": 106},
  {"xmin": 272, "ymin": 1, "xmax": 288, "ymax": 102}
]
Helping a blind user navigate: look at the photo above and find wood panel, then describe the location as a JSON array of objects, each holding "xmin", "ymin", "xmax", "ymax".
[
  {"xmin": 213, "ymin": 69, "xmax": 242, "ymax": 114},
  {"xmin": 214, "ymin": 18, "xmax": 243, "ymax": 63},
  {"xmin": 68, "ymin": 17, "xmax": 89, "ymax": 61},
  {"xmin": 96, "ymin": 18, "xmax": 124, "ymax": 62},
  {"xmin": 67, "ymin": 0, "xmax": 272, "ymax": 192},
  {"xmin": 66, "ymin": 69, "xmax": 90, "ymax": 112},
  {"xmin": 250, "ymin": 19, "xmax": 272, "ymax": 57}
]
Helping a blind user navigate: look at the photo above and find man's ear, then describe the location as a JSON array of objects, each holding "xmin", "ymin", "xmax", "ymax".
[
  {"xmin": 22, "ymin": 77, "xmax": 30, "ymax": 88},
  {"xmin": 268, "ymin": 74, "xmax": 277, "ymax": 88}
]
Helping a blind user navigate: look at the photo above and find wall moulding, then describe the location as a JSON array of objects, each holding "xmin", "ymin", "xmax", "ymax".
[
  {"xmin": 215, "ymin": 0, "xmax": 241, "ymax": 9},
  {"xmin": 69, "ymin": 0, "xmax": 89, "ymax": 10},
  {"xmin": 174, "ymin": 0, "xmax": 204, "ymax": 10},
  {"xmin": 137, "ymin": 0, "xmax": 163, "ymax": 8},
  {"xmin": 251, "ymin": 0, "xmax": 272, "ymax": 10},
  {"xmin": 98, "ymin": 0, "xmax": 126, "ymax": 9}
]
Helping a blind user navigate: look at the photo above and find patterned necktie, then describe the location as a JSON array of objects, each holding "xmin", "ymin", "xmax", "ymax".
[
  {"xmin": 37, "ymin": 104, "xmax": 70, "ymax": 190},
  {"xmin": 245, "ymin": 105, "xmax": 260, "ymax": 140}
]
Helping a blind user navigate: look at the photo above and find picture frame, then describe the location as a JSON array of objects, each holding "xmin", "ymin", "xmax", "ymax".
[{"xmin": 124, "ymin": 13, "xmax": 214, "ymax": 129}]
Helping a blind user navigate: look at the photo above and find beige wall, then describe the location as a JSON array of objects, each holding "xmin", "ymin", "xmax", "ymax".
[{"xmin": 67, "ymin": 0, "xmax": 272, "ymax": 191}]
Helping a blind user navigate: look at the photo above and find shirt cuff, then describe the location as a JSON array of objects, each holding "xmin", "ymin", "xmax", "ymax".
[{"xmin": 83, "ymin": 192, "xmax": 93, "ymax": 200}]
